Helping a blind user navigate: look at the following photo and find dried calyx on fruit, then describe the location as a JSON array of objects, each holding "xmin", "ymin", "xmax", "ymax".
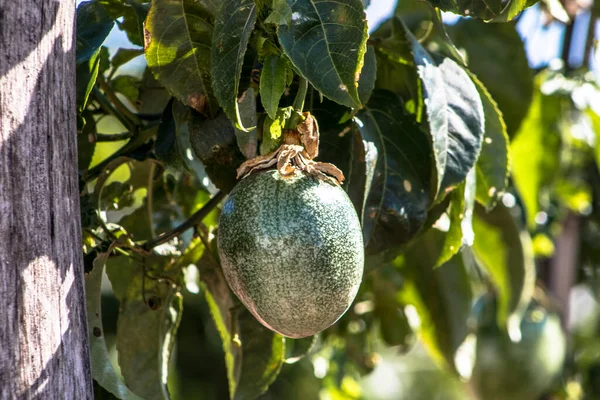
[{"xmin": 236, "ymin": 112, "xmax": 344, "ymax": 186}]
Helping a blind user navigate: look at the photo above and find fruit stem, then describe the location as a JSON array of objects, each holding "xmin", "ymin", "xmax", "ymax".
[{"xmin": 286, "ymin": 77, "xmax": 308, "ymax": 130}]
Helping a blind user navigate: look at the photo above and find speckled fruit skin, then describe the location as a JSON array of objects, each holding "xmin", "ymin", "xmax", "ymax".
[{"xmin": 217, "ymin": 169, "xmax": 364, "ymax": 338}]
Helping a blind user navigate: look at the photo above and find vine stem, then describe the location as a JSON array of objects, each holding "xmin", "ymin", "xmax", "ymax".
[{"xmin": 142, "ymin": 191, "xmax": 226, "ymax": 251}]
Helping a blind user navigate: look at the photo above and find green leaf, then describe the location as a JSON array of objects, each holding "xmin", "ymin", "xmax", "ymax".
[
  {"xmin": 260, "ymin": 54, "xmax": 288, "ymax": 120},
  {"xmin": 108, "ymin": 255, "xmax": 183, "ymax": 400},
  {"xmin": 277, "ymin": 0, "xmax": 368, "ymax": 108},
  {"xmin": 356, "ymin": 89, "xmax": 433, "ymax": 254},
  {"xmin": 211, "ymin": 0, "xmax": 257, "ymax": 131},
  {"xmin": 86, "ymin": 253, "xmax": 144, "ymax": 400},
  {"xmin": 144, "ymin": 0, "xmax": 219, "ymax": 116},
  {"xmin": 435, "ymin": 186, "xmax": 464, "ymax": 266},
  {"xmin": 448, "ymin": 19, "xmax": 533, "ymax": 136},
  {"xmin": 199, "ymin": 260, "xmax": 284, "ymax": 399},
  {"xmin": 394, "ymin": 229, "xmax": 473, "ymax": 376},
  {"xmin": 471, "ymin": 75, "xmax": 511, "ymax": 210},
  {"xmin": 79, "ymin": 110, "xmax": 97, "ymax": 171},
  {"xmin": 111, "ymin": 48, "xmax": 144, "ymax": 71},
  {"xmin": 189, "ymin": 111, "xmax": 247, "ymax": 192},
  {"xmin": 472, "ymin": 203, "xmax": 536, "ymax": 338},
  {"xmin": 265, "ymin": 0, "xmax": 293, "ymax": 25},
  {"xmin": 234, "ymin": 310, "xmax": 285, "ymax": 400},
  {"xmin": 399, "ymin": 19, "xmax": 484, "ymax": 196},
  {"xmin": 358, "ymin": 45, "xmax": 377, "ymax": 106},
  {"xmin": 511, "ymin": 81, "xmax": 562, "ymax": 229},
  {"xmin": 76, "ymin": 1, "xmax": 115, "ymax": 64},
  {"xmin": 77, "ymin": 54, "xmax": 101, "ymax": 113}
]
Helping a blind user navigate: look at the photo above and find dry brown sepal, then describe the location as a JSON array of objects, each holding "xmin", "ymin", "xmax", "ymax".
[{"xmin": 236, "ymin": 112, "xmax": 345, "ymax": 185}]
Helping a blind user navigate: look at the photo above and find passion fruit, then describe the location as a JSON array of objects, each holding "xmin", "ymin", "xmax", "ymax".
[{"xmin": 217, "ymin": 169, "xmax": 364, "ymax": 338}]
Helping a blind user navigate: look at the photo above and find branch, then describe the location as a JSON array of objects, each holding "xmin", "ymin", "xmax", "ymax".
[
  {"xmin": 143, "ymin": 191, "xmax": 226, "ymax": 251},
  {"xmin": 94, "ymin": 132, "xmax": 134, "ymax": 142}
]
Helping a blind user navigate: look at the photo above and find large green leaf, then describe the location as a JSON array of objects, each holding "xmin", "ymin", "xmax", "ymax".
[
  {"xmin": 471, "ymin": 75, "xmax": 511, "ymax": 210},
  {"xmin": 471, "ymin": 204, "xmax": 536, "ymax": 339},
  {"xmin": 76, "ymin": 1, "xmax": 114, "ymax": 64},
  {"xmin": 511, "ymin": 81, "xmax": 562, "ymax": 229},
  {"xmin": 277, "ymin": 0, "xmax": 368, "ymax": 108},
  {"xmin": 107, "ymin": 255, "xmax": 183, "ymax": 400},
  {"xmin": 397, "ymin": 19, "xmax": 484, "ymax": 196},
  {"xmin": 448, "ymin": 19, "xmax": 533, "ymax": 137},
  {"xmin": 357, "ymin": 89, "xmax": 433, "ymax": 254},
  {"xmin": 394, "ymin": 229, "xmax": 473, "ymax": 376},
  {"xmin": 86, "ymin": 253, "xmax": 144, "ymax": 400},
  {"xmin": 199, "ymin": 259, "xmax": 284, "ymax": 399},
  {"xmin": 144, "ymin": 0, "xmax": 219, "ymax": 116},
  {"xmin": 211, "ymin": 0, "xmax": 257, "ymax": 130}
]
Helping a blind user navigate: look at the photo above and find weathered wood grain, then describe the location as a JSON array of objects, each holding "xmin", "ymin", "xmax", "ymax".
[{"xmin": 0, "ymin": 0, "xmax": 93, "ymax": 398}]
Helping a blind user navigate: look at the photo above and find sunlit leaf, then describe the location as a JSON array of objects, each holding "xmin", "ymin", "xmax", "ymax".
[
  {"xmin": 277, "ymin": 0, "xmax": 368, "ymax": 108},
  {"xmin": 145, "ymin": 0, "xmax": 219, "ymax": 116},
  {"xmin": 472, "ymin": 203, "xmax": 536, "ymax": 337},
  {"xmin": 511, "ymin": 80, "xmax": 562, "ymax": 229},
  {"xmin": 357, "ymin": 89, "xmax": 433, "ymax": 254},
  {"xmin": 211, "ymin": 0, "xmax": 257, "ymax": 130}
]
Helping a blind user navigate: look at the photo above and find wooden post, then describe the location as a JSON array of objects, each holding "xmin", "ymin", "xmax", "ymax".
[{"xmin": 0, "ymin": 0, "xmax": 93, "ymax": 398}]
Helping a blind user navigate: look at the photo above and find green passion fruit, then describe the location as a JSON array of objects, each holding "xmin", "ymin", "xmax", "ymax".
[
  {"xmin": 470, "ymin": 298, "xmax": 566, "ymax": 400},
  {"xmin": 217, "ymin": 169, "xmax": 364, "ymax": 338}
]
